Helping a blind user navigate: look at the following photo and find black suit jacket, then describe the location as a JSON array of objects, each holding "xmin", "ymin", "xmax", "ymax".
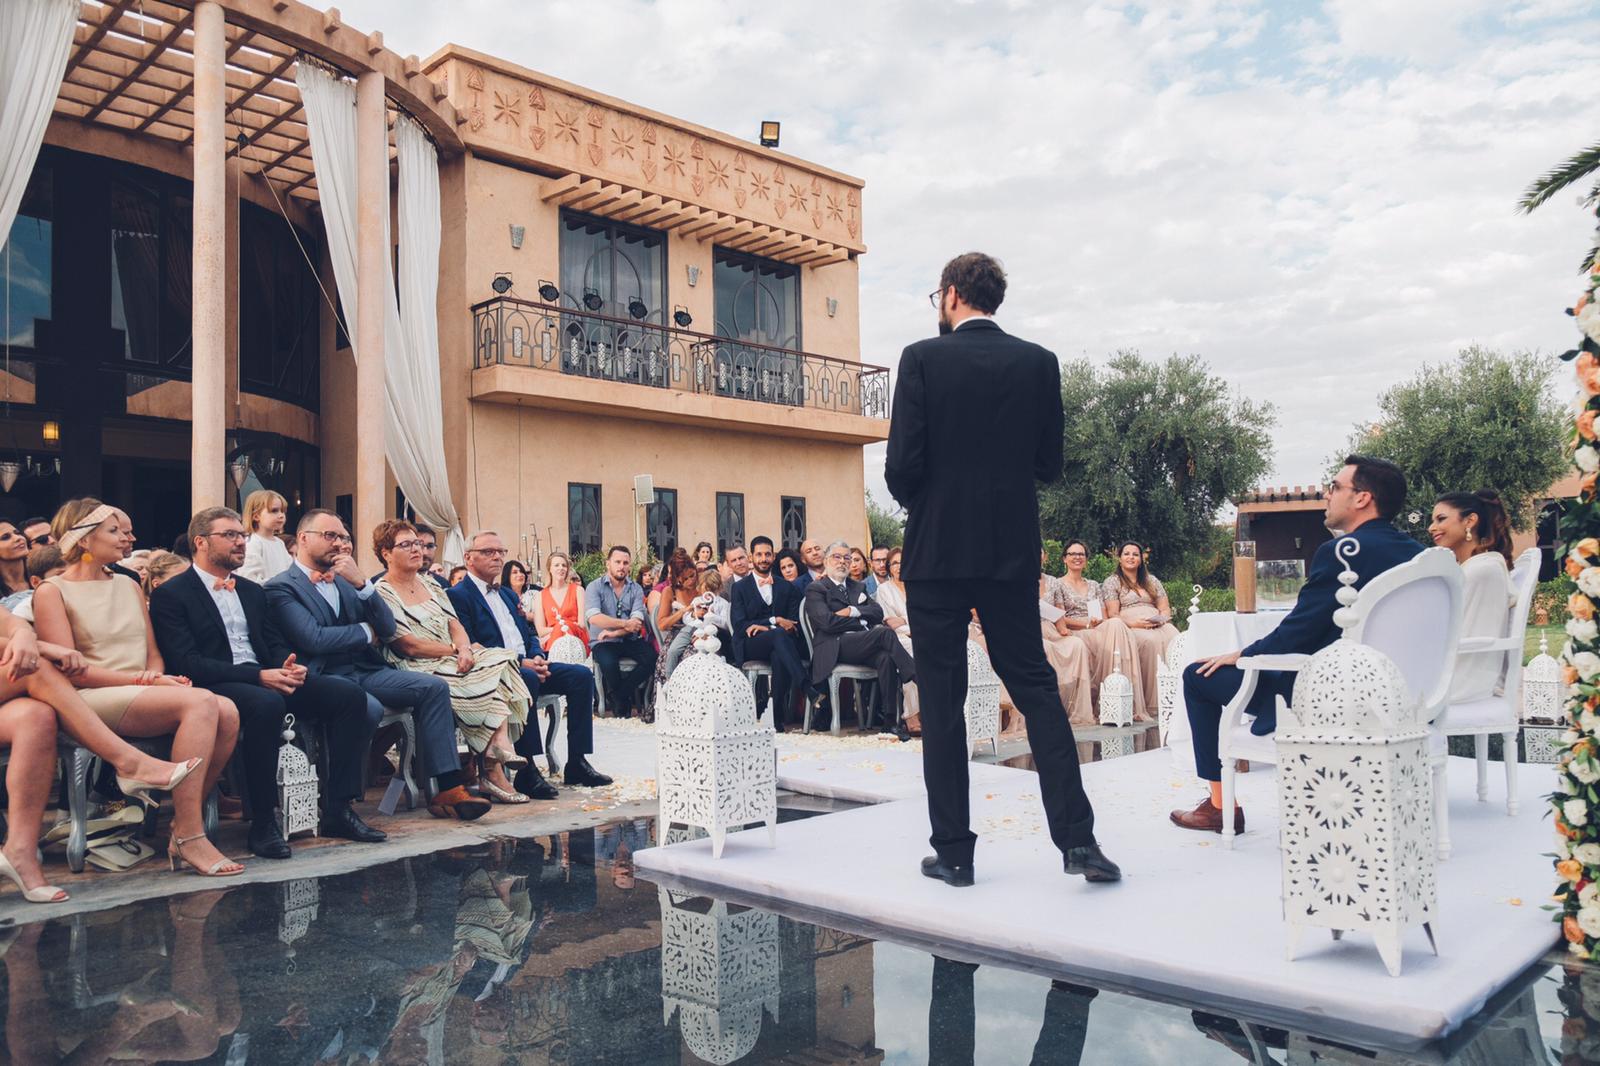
[
  {"xmin": 884, "ymin": 318, "xmax": 1063, "ymax": 582},
  {"xmin": 804, "ymin": 577, "xmax": 884, "ymax": 681},
  {"xmin": 149, "ymin": 565, "xmax": 289, "ymax": 686},
  {"xmin": 728, "ymin": 572, "xmax": 804, "ymax": 663}
]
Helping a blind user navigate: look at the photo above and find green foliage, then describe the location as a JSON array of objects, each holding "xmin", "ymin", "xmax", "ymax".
[
  {"xmin": 1084, "ymin": 554, "xmax": 1115, "ymax": 584},
  {"xmin": 1041, "ymin": 539, "xmax": 1065, "ymax": 577},
  {"xmin": 571, "ymin": 551, "xmax": 606, "ymax": 585},
  {"xmin": 866, "ymin": 490, "xmax": 904, "ymax": 549},
  {"xmin": 1335, "ymin": 346, "xmax": 1567, "ymax": 535},
  {"xmin": 1537, "ymin": 575, "xmax": 1577, "ymax": 627},
  {"xmin": 1038, "ymin": 350, "xmax": 1275, "ymax": 579}
]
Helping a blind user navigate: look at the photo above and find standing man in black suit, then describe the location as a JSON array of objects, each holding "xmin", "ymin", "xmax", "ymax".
[
  {"xmin": 729, "ymin": 535, "xmax": 806, "ymax": 731},
  {"xmin": 886, "ymin": 252, "xmax": 1120, "ymax": 886},
  {"xmin": 150, "ymin": 506, "xmax": 384, "ymax": 858},
  {"xmin": 803, "ymin": 540, "xmax": 915, "ymax": 734}
]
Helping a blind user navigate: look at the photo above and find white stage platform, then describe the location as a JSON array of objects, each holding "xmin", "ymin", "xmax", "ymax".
[{"xmin": 636, "ymin": 749, "xmax": 1560, "ymax": 1051}]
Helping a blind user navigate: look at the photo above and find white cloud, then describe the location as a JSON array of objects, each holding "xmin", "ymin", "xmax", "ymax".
[{"xmin": 335, "ymin": 0, "xmax": 1600, "ymax": 519}]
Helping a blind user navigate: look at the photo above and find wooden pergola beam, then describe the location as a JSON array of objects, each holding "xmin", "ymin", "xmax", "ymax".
[
  {"xmin": 64, "ymin": 0, "xmax": 139, "ymax": 78},
  {"xmin": 230, "ymin": 100, "xmax": 302, "ymax": 157},
  {"xmin": 538, "ymin": 173, "xmax": 583, "ymax": 202},
  {"xmin": 83, "ymin": 11, "xmax": 196, "ymax": 123},
  {"xmin": 134, "ymin": 27, "xmax": 259, "ymax": 133}
]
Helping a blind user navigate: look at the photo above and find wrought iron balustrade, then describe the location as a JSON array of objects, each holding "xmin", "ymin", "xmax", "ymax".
[{"xmin": 471, "ymin": 296, "xmax": 889, "ymax": 420}]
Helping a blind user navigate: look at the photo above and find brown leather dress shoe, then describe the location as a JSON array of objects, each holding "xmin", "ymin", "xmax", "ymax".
[
  {"xmin": 428, "ymin": 785, "xmax": 492, "ymax": 821},
  {"xmin": 1169, "ymin": 795, "xmax": 1244, "ymax": 834}
]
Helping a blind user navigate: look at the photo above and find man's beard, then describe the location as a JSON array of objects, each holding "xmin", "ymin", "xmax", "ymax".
[
  {"xmin": 937, "ymin": 308, "xmax": 952, "ymax": 335},
  {"xmin": 753, "ymin": 560, "xmax": 770, "ymax": 575}
]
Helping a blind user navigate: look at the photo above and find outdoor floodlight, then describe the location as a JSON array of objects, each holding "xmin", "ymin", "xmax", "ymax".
[
  {"xmin": 673, "ymin": 305, "xmax": 693, "ymax": 328},
  {"xmin": 538, "ymin": 280, "xmax": 560, "ymax": 303},
  {"xmin": 759, "ymin": 121, "xmax": 780, "ymax": 148},
  {"xmin": 583, "ymin": 288, "xmax": 605, "ymax": 311},
  {"xmin": 628, "ymin": 297, "xmax": 648, "ymax": 320},
  {"xmin": 491, "ymin": 273, "xmax": 513, "ymax": 295}
]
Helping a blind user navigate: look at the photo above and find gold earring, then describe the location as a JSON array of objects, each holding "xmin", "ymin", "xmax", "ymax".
[{"xmin": 80, "ymin": 551, "xmax": 93, "ymax": 564}]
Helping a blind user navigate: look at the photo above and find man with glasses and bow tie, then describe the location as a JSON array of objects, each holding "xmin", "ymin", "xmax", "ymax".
[
  {"xmin": 265, "ymin": 509, "xmax": 489, "ymax": 822},
  {"xmin": 151, "ymin": 507, "xmax": 384, "ymax": 859}
]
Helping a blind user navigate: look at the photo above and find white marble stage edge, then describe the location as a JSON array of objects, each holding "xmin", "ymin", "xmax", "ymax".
[{"xmin": 636, "ymin": 749, "xmax": 1559, "ymax": 1051}]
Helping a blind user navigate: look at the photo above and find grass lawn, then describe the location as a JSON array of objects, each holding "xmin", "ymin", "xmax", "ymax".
[{"xmin": 1526, "ymin": 623, "xmax": 1565, "ymax": 665}]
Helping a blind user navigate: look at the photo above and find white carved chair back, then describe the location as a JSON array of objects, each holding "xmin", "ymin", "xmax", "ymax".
[{"xmin": 1336, "ymin": 545, "xmax": 1463, "ymax": 723}]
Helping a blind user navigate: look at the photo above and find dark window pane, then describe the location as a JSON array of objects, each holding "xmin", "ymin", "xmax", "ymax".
[
  {"xmin": 781, "ymin": 496, "xmax": 806, "ymax": 550},
  {"xmin": 647, "ymin": 488, "xmax": 677, "ymax": 560},
  {"xmin": 568, "ymin": 483, "xmax": 602, "ymax": 556},
  {"xmin": 715, "ymin": 492, "xmax": 744, "ymax": 558},
  {"xmin": 713, "ymin": 248, "xmax": 799, "ymax": 350},
  {"xmin": 110, "ymin": 177, "xmax": 161, "ymax": 365},
  {"xmin": 2, "ymin": 163, "xmax": 51, "ymax": 350},
  {"xmin": 559, "ymin": 211, "xmax": 665, "ymax": 322}
]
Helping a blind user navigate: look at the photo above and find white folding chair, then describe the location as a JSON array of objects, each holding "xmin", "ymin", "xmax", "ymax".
[
  {"xmin": 1217, "ymin": 542, "xmax": 1463, "ymax": 849},
  {"xmin": 799, "ymin": 608, "xmax": 880, "ymax": 733},
  {"xmin": 1428, "ymin": 547, "xmax": 1540, "ymax": 858}
]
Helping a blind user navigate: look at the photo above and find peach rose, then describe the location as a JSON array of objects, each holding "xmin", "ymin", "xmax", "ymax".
[
  {"xmin": 1577, "ymin": 740, "xmax": 1594, "ymax": 760},
  {"xmin": 1561, "ymin": 859, "xmax": 1585, "ymax": 882},
  {"xmin": 1567, "ymin": 664, "xmax": 1582, "ymax": 687},
  {"xmin": 1575, "ymin": 594, "xmax": 1597, "ymax": 622},
  {"xmin": 1581, "ymin": 352, "xmax": 1599, "ymax": 375},
  {"xmin": 1580, "ymin": 539, "xmax": 1600, "ymax": 560},
  {"xmin": 1567, "ymin": 915, "xmax": 1587, "ymax": 943},
  {"xmin": 1582, "ymin": 410, "xmax": 1600, "ymax": 442},
  {"xmin": 1585, "ymin": 470, "xmax": 1599, "ymax": 499},
  {"xmin": 1570, "ymin": 555, "xmax": 1588, "ymax": 580}
]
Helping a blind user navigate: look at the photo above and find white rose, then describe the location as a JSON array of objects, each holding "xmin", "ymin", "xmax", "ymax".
[
  {"xmin": 1575, "ymin": 652, "xmax": 1600, "ymax": 682},
  {"xmin": 1582, "ymin": 709, "xmax": 1600, "ymax": 734},
  {"xmin": 1578, "ymin": 446, "xmax": 1600, "ymax": 474},
  {"xmin": 1577, "ymin": 760, "xmax": 1600, "ymax": 786},
  {"xmin": 1575, "ymin": 843, "xmax": 1600, "ymax": 866},
  {"xmin": 1578, "ymin": 906, "xmax": 1600, "ymax": 939},
  {"xmin": 1582, "ymin": 880, "xmax": 1599, "ymax": 905},
  {"xmin": 1567, "ymin": 798, "xmax": 1590, "ymax": 826},
  {"xmin": 1580, "ymin": 302, "xmax": 1600, "ymax": 346},
  {"xmin": 1573, "ymin": 618, "xmax": 1600, "ymax": 645},
  {"xmin": 1581, "ymin": 568, "xmax": 1600, "ymax": 599},
  {"xmin": 1574, "ymin": 940, "xmax": 1590, "ymax": 957}
]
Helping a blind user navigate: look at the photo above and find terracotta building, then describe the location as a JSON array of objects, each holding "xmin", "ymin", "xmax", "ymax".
[{"xmin": 0, "ymin": 0, "xmax": 882, "ymax": 568}]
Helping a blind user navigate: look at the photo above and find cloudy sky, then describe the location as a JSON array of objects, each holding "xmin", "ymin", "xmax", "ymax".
[{"xmin": 341, "ymin": 0, "xmax": 1599, "ymax": 507}]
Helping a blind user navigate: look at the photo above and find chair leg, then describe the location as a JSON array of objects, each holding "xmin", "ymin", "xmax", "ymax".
[
  {"xmin": 67, "ymin": 747, "xmax": 91, "ymax": 874},
  {"xmin": 828, "ymin": 678, "xmax": 842, "ymax": 733},
  {"xmin": 1503, "ymin": 730, "xmax": 1519, "ymax": 815},
  {"xmin": 1221, "ymin": 767, "xmax": 1237, "ymax": 849},
  {"xmin": 1474, "ymin": 735, "xmax": 1489, "ymax": 802},
  {"xmin": 203, "ymin": 788, "xmax": 218, "ymax": 835},
  {"xmin": 544, "ymin": 698, "xmax": 563, "ymax": 778},
  {"xmin": 398, "ymin": 716, "xmax": 419, "ymax": 809},
  {"xmin": 1433, "ymin": 756, "xmax": 1452, "ymax": 861}
]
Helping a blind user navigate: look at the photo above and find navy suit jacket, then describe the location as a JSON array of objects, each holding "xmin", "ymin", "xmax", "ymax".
[
  {"xmin": 1243, "ymin": 518, "xmax": 1424, "ymax": 659},
  {"xmin": 448, "ymin": 578, "xmax": 541, "ymax": 660},
  {"xmin": 150, "ymin": 566, "xmax": 289, "ymax": 687},
  {"xmin": 728, "ymin": 572, "xmax": 804, "ymax": 663},
  {"xmin": 265, "ymin": 564, "xmax": 396, "ymax": 676}
]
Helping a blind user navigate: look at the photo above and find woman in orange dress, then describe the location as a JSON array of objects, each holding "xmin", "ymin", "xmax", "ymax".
[{"xmin": 534, "ymin": 551, "xmax": 589, "ymax": 654}]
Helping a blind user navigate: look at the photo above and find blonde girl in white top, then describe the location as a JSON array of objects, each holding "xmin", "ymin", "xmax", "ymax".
[
  {"xmin": 1428, "ymin": 489, "xmax": 1517, "ymax": 703},
  {"xmin": 237, "ymin": 489, "xmax": 293, "ymax": 585}
]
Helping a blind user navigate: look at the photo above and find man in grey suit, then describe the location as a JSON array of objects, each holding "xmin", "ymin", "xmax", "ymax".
[{"xmin": 265, "ymin": 509, "xmax": 490, "ymax": 821}]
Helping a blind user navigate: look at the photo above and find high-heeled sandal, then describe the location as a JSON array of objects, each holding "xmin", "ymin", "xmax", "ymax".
[
  {"xmin": 485, "ymin": 746, "xmax": 527, "ymax": 770},
  {"xmin": 479, "ymin": 778, "xmax": 531, "ymax": 804},
  {"xmin": 167, "ymin": 833, "xmax": 243, "ymax": 877},
  {"xmin": 0, "ymin": 851, "xmax": 68, "ymax": 903},
  {"xmin": 118, "ymin": 757, "xmax": 204, "ymax": 810}
]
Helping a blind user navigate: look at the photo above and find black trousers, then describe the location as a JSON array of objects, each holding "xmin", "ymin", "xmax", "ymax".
[
  {"xmin": 906, "ymin": 578, "xmax": 1095, "ymax": 865},
  {"xmin": 513, "ymin": 662, "xmax": 595, "ymax": 759},
  {"xmin": 209, "ymin": 672, "xmax": 375, "ymax": 817},
  {"xmin": 590, "ymin": 637, "xmax": 657, "ymax": 711},
  {"xmin": 928, "ymin": 959, "xmax": 1098, "ymax": 1066},
  {"xmin": 742, "ymin": 628, "xmax": 805, "ymax": 729},
  {"xmin": 814, "ymin": 626, "xmax": 915, "ymax": 722}
]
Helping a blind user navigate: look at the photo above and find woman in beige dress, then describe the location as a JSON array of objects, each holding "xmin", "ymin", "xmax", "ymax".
[
  {"xmin": 372, "ymin": 520, "xmax": 533, "ymax": 805},
  {"xmin": 1049, "ymin": 541, "xmax": 1148, "ymax": 719},
  {"xmin": 31, "ymin": 499, "xmax": 241, "ymax": 877},
  {"xmin": 1102, "ymin": 541, "xmax": 1179, "ymax": 720},
  {"xmin": 1036, "ymin": 564, "xmax": 1097, "ymax": 727},
  {"xmin": 873, "ymin": 548, "xmax": 920, "ymax": 733}
]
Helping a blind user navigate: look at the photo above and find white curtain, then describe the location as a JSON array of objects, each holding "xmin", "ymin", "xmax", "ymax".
[
  {"xmin": 296, "ymin": 60, "xmax": 464, "ymax": 562},
  {"xmin": 0, "ymin": 0, "xmax": 76, "ymax": 244}
]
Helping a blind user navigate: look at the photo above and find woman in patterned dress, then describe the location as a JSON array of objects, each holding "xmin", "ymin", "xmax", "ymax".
[
  {"xmin": 372, "ymin": 520, "xmax": 532, "ymax": 805},
  {"xmin": 1048, "ymin": 541, "xmax": 1148, "ymax": 719},
  {"xmin": 1101, "ymin": 542, "xmax": 1179, "ymax": 720}
]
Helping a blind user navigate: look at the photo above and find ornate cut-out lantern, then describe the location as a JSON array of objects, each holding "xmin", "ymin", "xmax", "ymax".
[
  {"xmin": 657, "ymin": 625, "xmax": 777, "ymax": 858},
  {"xmin": 660, "ymin": 887, "xmax": 780, "ymax": 1066},
  {"xmin": 1277, "ymin": 547, "xmax": 1436, "ymax": 977},
  {"xmin": 1522, "ymin": 633, "xmax": 1564, "ymax": 763},
  {"xmin": 964, "ymin": 640, "xmax": 1001, "ymax": 757},
  {"xmin": 547, "ymin": 632, "xmax": 587, "ymax": 664},
  {"xmin": 279, "ymin": 876, "xmax": 320, "ymax": 950},
  {"xmin": 1100, "ymin": 649, "xmax": 1135, "ymax": 729},
  {"xmin": 276, "ymin": 714, "xmax": 320, "ymax": 840},
  {"xmin": 1158, "ymin": 584, "xmax": 1203, "ymax": 748}
]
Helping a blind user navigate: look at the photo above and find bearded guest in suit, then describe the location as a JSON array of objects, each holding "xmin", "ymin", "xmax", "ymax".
[
  {"xmin": 728, "ymin": 536, "xmax": 806, "ymax": 732},
  {"xmin": 150, "ymin": 506, "xmax": 383, "ymax": 857},
  {"xmin": 447, "ymin": 530, "xmax": 611, "ymax": 796},
  {"xmin": 265, "ymin": 509, "xmax": 489, "ymax": 821},
  {"xmin": 886, "ymin": 252, "xmax": 1120, "ymax": 887},
  {"xmin": 803, "ymin": 540, "xmax": 915, "ymax": 736}
]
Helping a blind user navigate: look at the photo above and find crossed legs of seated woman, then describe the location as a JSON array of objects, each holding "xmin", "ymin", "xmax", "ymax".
[{"xmin": 0, "ymin": 697, "xmax": 66, "ymax": 902}]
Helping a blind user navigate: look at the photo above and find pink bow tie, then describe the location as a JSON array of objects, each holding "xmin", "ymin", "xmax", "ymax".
[
  {"xmin": 311, "ymin": 570, "xmax": 337, "ymax": 584},
  {"xmin": 213, "ymin": 577, "xmax": 236, "ymax": 592}
]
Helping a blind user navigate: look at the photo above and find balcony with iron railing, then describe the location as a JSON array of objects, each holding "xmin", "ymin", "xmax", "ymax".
[{"xmin": 469, "ymin": 296, "xmax": 890, "ymax": 444}]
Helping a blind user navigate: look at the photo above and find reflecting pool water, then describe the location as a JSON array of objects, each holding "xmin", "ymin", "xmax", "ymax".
[{"xmin": 0, "ymin": 809, "xmax": 1575, "ymax": 1064}]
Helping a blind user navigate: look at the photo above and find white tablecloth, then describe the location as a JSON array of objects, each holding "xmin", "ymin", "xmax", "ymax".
[{"xmin": 1185, "ymin": 610, "xmax": 1289, "ymax": 661}]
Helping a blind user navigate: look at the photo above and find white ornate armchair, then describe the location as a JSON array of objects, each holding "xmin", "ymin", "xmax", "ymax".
[{"xmin": 1217, "ymin": 541, "xmax": 1463, "ymax": 850}]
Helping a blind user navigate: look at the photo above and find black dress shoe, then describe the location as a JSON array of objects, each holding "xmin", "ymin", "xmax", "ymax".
[
  {"xmin": 247, "ymin": 823, "xmax": 292, "ymax": 860},
  {"xmin": 563, "ymin": 757, "xmax": 613, "ymax": 788},
  {"xmin": 320, "ymin": 803, "xmax": 387, "ymax": 843},
  {"xmin": 921, "ymin": 855, "xmax": 975, "ymax": 887},
  {"xmin": 1063, "ymin": 843, "xmax": 1121, "ymax": 883},
  {"xmin": 514, "ymin": 767, "xmax": 560, "ymax": 800}
]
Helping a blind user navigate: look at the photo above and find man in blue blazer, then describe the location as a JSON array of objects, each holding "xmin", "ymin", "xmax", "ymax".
[
  {"xmin": 729, "ymin": 536, "xmax": 807, "ymax": 731},
  {"xmin": 449, "ymin": 529, "xmax": 611, "ymax": 796},
  {"xmin": 1172, "ymin": 455, "xmax": 1423, "ymax": 833},
  {"xmin": 266, "ymin": 509, "xmax": 490, "ymax": 821}
]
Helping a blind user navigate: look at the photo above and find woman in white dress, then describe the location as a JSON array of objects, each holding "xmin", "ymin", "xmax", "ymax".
[
  {"xmin": 1429, "ymin": 490, "xmax": 1517, "ymax": 703},
  {"xmin": 874, "ymin": 548, "xmax": 920, "ymax": 733},
  {"xmin": 237, "ymin": 489, "xmax": 292, "ymax": 585},
  {"xmin": 1102, "ymin": 542, "xmax": 1179, "ymax": 719}
]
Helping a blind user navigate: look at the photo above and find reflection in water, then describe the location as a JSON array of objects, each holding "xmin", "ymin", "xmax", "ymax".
[{"xmin": 0, "ymin": 815, "xmax": 1576, "ymax": 1065}]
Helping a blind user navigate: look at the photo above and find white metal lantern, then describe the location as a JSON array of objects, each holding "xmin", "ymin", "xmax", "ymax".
[
  {"xmin": 1522, "ymin": 633, "xmax": 1565, "ymax": 764},
  {"xmin": 964, "ymin": 639, "xmax": 1002, "ymax": 757},
  {"xmin": 1158, "ymin": 585, "xmax": 1202, "ymax": 747},
  {"xmin": 547, "ymin": 632, "xmax": 588, "ymax": 664},
  {"xmin": 1099, "ymin": 649, "xmax": 1135, "ymax": 728},
  {"xmin": 657, "ymin": 625, "xmax": 777, "ymax": 858},
  {"xmin": 660, "ymin": 887, "xmax": 780, "ymax": 1066},
  {"xmin": 279, "ymin": 876, "xmax": 320, "ymax": 948},
  {"xmin": 1277, "ymin": 565, "xmax": 1436, "ymax": 978},
  {"xmin": 276, "ymin": 714, "xmax": 320, "ymax": 840}
]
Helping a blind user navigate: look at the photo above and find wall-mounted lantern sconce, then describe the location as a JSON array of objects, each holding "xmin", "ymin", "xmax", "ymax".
[
  {"xmin": 826, "ymin": 298, "xmax": 838, "ymax": 318},
  {"xmin": 686, "ymin": 265, "xmax": 700, "ymax": 288},
  {"xmin": 509, "ymin": 224, "xmax": 525, "ymax": 249}
]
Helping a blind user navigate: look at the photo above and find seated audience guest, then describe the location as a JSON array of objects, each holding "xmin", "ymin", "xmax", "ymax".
[
  {"xmin": 1102, "ymin": 542, "xmax": 1178, "ymax": 716},
  {"xmin": 796, "ymin": 539, "xmax": 825, "ymax": 591},
  {"xmin": 533, "ymin": 551, "xmax": 589, "ymax": 654},
  {"xmin": 804, "ymin": 540, "xmax": 916, "ymax": 733},
  {"xmin": 1050, "ymin": 541, "xmax": 1143, "ymax": 717},
  {"xmin": 448, "ymin": 565, "xmax": 468, "ymax": 587},
  {"xmin": 665, "ymin": 568, "xmax": 731, "ymax": 673},
  {"xmin": 0, "ymin": 519, "xmax": 27, "ymax": 597},
  {"xmin": 585, "ymin": 545, "xmax": 658, "ymax": 716},
  {"xmin": 413, "ymin": 524, "xmax": 450, "ymax": 588},
  {"xmin": 2, "ymin": 545, "xmax": 66, "ymax": 621},
  {"xmin": 20, "ymin": 517, "xmax": 52, "ymax": 548},
  {"xmin": 849, "ymin": 547, "xmax": 877, "ymax": 595},
  {"xmin": 1173, "ymin": 456, "xmax": 1423, "ymax": 833},
  {"xmin": 1035, "ymin": 557, "xmax": 1095, "ymax": 726},
  {"xmin": 374, "ymin": 521, "xmax": 533, "ymax": 806},
  {"xmin": 151, "ymin": 506, "xmax": 384, "ymax": 858},
  {"xmin": 694, "ymin": 541, "xmax": 715, "ymax": 567},
  {"xmin": 718, "ymin": 544, "xmax": 750, "ymax": 591},
  {"xmin": 139, "ymin": 550, "xmax": 189, "ymax": 597},
  {"xmin": 266, "ymin": 509, "xmax": 488, "ymax": 821},
  {"xmin": 0, "ymin": 668, "xmax": 64, "ymax": 902},
  {"xmin": 33, "ymin": 499, "xmax": 242, "ymax": 876},
  {"xmin": 870, "ymin": 545, "xmax": 890, "ymax": 586},
  {"xmin": 501, "ymin": 559, "xmax": 535, "ymax": 622},
  {"xmin": 656, "ymin": 558, "xmax": 703, "ymax": 677},
  {"xmin": 238, "ymin": 489, "xmax": 293, "ymax": 585},
  {"xmin": 730, "ymin": 536, "xmax": 807, "ymax": 731},
  {"xmin": 1430, "ymin": 489, "xmax": 1517, "ymax": 703},
  {"xmin": 873, "ymin": 547, "xmax": 920, "ymax": 733},
  {"xmin": 449, "ymin": 531, "xmax": 611, "ymax": 794},
  {"xmin": 775, "ymin": 548, "xmax": 804, "ymax": 585}
]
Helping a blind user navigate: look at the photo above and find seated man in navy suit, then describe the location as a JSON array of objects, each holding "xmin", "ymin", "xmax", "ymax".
[
  {"xmin": 448, "ymin": 530, "xmax": 611, "ymax": 798},
  {"xmin": 729, "ymin": 536, "xmax": 807, "ymax": 731},
  {"xmin": 1172, "ymin": 455, "xmax": 1422, "ymax": 833}
]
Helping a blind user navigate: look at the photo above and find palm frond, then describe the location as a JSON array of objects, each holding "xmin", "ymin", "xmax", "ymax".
[
  {"xmin": 1518, "ymin": 142, "xmax": 1600, "ymax": 214},
  {"xmin": 1582, "ymin": 244, "xmax": 1600, "ymax": 276}
]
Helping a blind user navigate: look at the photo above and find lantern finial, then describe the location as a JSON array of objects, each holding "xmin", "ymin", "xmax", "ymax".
[{"xmin": 1332, "ymin": 537, "xmax": 1362, "ymax": 634}]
